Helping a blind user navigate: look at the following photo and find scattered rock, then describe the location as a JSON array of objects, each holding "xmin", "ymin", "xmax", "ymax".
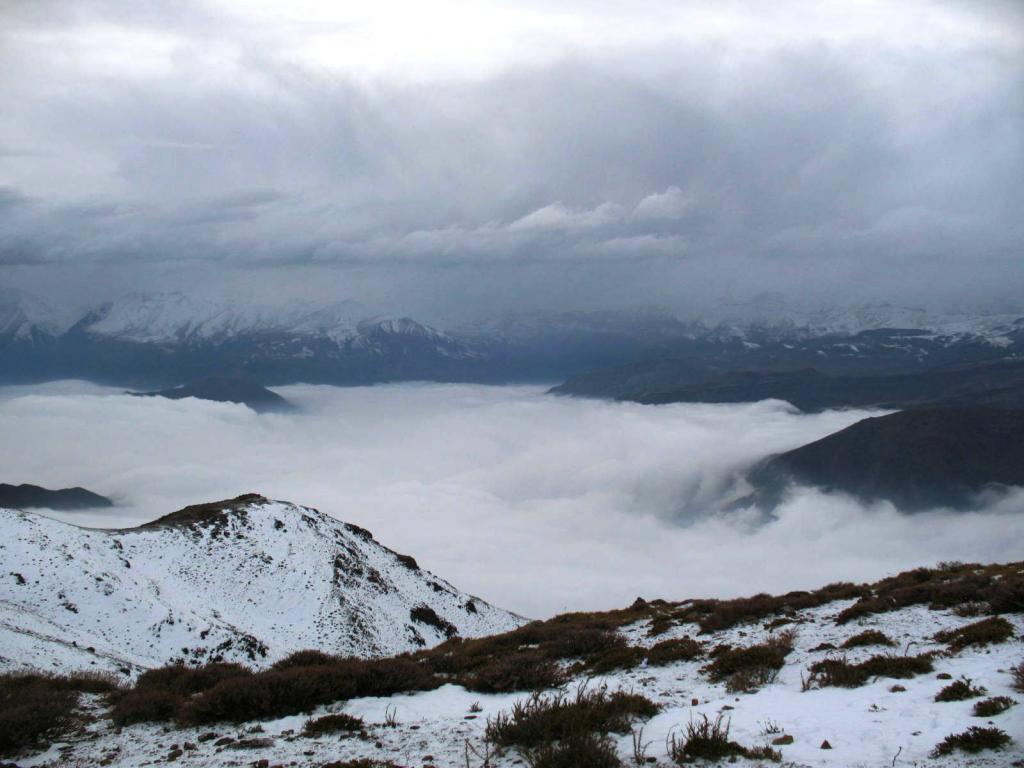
[
  {"xmin": 772, "ymin": 735, "xmax": 794, "ymax": 745},
  {"xmin": 820, "ymin": 739, "xmax": 833, "ymax": 750}
]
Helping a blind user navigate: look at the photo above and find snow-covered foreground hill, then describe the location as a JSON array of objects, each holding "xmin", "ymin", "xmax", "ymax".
[
  {"xmin": 4, "ymin": 561, "xmax": 1023, "ymax": 767},
  {"xmin": 0, "ymin": 495, "xmax": 524, "ymax": 675}
]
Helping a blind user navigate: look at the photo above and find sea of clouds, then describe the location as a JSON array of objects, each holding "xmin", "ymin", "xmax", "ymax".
[{"xmin": 1, "ymin": 381, "xmax": 1022, "ymax": 617}]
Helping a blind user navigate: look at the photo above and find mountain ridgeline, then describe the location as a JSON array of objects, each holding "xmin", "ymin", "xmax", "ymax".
[{"xmin": 3, "ymin": 289, "xmax": 1024, "ymax": 388}]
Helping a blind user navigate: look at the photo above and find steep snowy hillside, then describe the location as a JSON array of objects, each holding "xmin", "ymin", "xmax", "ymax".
[{"xmin": 0, "ymin": 494, "xmax": 523, "ymax": 676}]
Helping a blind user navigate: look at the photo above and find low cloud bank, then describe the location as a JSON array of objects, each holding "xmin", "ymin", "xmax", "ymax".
[{"xmin": 1, "ymin": 382, "xmax": 1021, "ymax": 617}]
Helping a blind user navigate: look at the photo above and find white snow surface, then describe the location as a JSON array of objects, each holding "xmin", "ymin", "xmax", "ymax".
[
  {"xmin": 10, "ymin": 596, "xmax": 1024, "ymax": 767},
  {"xmin": 0, "ymin": 496, "xmax": 523, "ymax": 676}
]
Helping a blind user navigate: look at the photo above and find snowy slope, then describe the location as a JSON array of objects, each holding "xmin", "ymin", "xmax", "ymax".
[
  {"xmin": 76, "ymin": 293, "xmax": 467, "ymax": 352},
  {"xmin": 0, "ymin": 494, "xmax": 523, "ymax": 676},
  {"xmin": 0, "ymin": 288, "xmax": 64, "ymax": 343},
  {"xmin": 79, "ymin": 293, "xmax": 343, "ymax": 345},
  {"xmin": 700, "ymin": 297, "xmax": 1024, "ymax": 345},
  {"xmin": 13, "ymin": 592, "xmax": 1023, "ymax": 767}
]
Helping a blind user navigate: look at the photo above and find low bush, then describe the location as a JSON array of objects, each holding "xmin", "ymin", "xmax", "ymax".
[
  {"xmin": 704, "ymin": 643, "xmax": 788, "ymax": 692},
  {"xmin": 581, "ymin": 642, "xmax": 646, "ymax": 675},
  {"xmin": 931, "ymin": 726, "xmax": 1011, "ymax": 757},
  {"xmin": 667, "ymin": 714, "xmax": 780, "ymax": 764},
  {"xmin": 135, "ymin": 662, "xmax": 251, "ymax": 696},
  {"xmin": 109, "ymin": 688, "xmax": 180, "ymax": 727},
  {"xmin": 462, "ymin": 651, "xmax": 565, "ymax": 693},
  {"xmin": 271, "ymin": 650, "xmax": 339, "ymax": 670},
  {"xmin": 421, "ymin": 613, "xmax": 644, "ymax": 688},
  {"xmin": 973, "ymin": 696, "xmax": 1016, "ymax": 717},
  {"xmin": 836, "ymin": 562, "xmax": 1024, "ymax": 625},
  {"xmin": 525, "ymin": 733, "xmax": 623, "ymax": 768},
  {"xmin": 935, "ymin": 617, "xmax": 1015, "ymax": 651},
  {"xmin": 303, "ymin": 712, "xmax": 364, "ymax": 736},
  {"xmin": 646, "ymin": 637, "xmax": 703, "ymax": 666},
  {"xmin": 181, "ymin": 656, "xmax": 438, "ymax": 724},
  {"xmin": 841, "ymin": 630, "xmax": 894, "ymax": 649},
  {"xmin": 806, "ymin": 654, "xmax": 933, "ymax": 689},
  {"xmin": 646, "ymin": 615, "xmax": 674, "ymax": 637},
  {"xmin": 486, "ymin": 685, "xmax": 659, "ymax": 750},
  {"xmin": 0, "ymin": 672, "xmax": 118, "ymax": 755},
  {"xmin": 677, "ymin": 582, "xmax": 866, "ymax": 633},
  {"xmin": 935, "ymin": 677, "xmax": 986, "ymax": 702},
  {"xmin": 726, "ymin": 666, "xmax": 779, "ymax": 694}
]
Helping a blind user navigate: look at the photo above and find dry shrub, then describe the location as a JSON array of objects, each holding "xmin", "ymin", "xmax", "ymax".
[
  {"xmin": 935, "ymin": 677, "xmax": 986, "ymax": 702},
  {"xmin": 931, "ymin": 726, "xmax": 1011, "ymax": 757},
  {"xmin": 525, "ymin": 733, "xmax": 623, "ymax": 768},
  {"xmin": 667, "ymin": 714, "xmax": 780, "ymax": 764},
  {"xmin": 303, "ymin": 712, "xmax": 364, "ymax": 736},
  {"xmin": 646, "ymin": 637, "xmax": 703, "ymax": 666},
  {"xmin": 837, "ymin": 562, "xmax": 1024, "ymax": 624},
  {"xmin": 806, "ymin": 654, "xmax": 933, "ymax": 689},
  {"xmin": 462, "ymin": 651, "xmax": 566, "ymax": 693},
  {"xmin": 678, "ymin": 582, "xmax": 866, "ymax": 633},
  {"xmin": 935, "ymin": 617, "xmax": 1015, "ymax": 651},
  {"xmin": 181, "ymin": 656, "xmax": 437, "ymax": 724},
  {"xmin": 704, "ymin": 643, "xmax": 788, "ymax": 692},
  {"xmin": 486, "ymin": 685, "xmax": 659, "ymax": 750},
  {"xmin": 135, "ymin": 662, "xmax": 251, "ymax": 696},
  {"xmin": 110, "ymin": 688, "xmax": 180, "ymax": 727},
  {"xmin": 0, "ymin": 672, "xmax": 118, "ymax": 755},
  {"xmin": 271, "ymin": 650, "xmax": 339, "ymax": 670},
  {"xmin": 841, "ymin": 630, "xmax": 894, "ymax": 649},
  {"xmin": 973, "ymin": 696, "xmax": 1016, "ymax": 717},
  {"xmin": 1012, "ymin": 660, "xmax": 1024, "ymax": 693}
]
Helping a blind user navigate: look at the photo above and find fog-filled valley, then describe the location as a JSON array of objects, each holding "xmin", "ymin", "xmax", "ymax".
[
  {"xmin": 3, "ymin": 1, "xmax": 1023, "ymax": 764},
  {"xmin": 4, "ymin": 380, "xmax": 1021, "ymax": 619}
]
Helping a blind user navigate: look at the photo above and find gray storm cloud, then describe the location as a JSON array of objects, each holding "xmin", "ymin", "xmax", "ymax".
[
  {"xmin": 0, "ymin": 0, "xmax": 1022, "ymax": 317},
  {"xmin": 2, "ymin": 381, "xmax": 1022, "ymax": 617}
]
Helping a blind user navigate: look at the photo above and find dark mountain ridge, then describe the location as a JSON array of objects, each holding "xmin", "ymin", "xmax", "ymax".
[
  {"xmin": 133, "ymin": 376, "xmax": 294, "ymax": 412},
  {"xmin": 744, "ymin": 407, "xmax": 1024, "ymax": 511},
  {"xmin": 555, "ymin": 359, "xmax": 1024, "ymax": 412},
  {"xmin": 0, "ymin": 483, "xmax": 113, "ymax": 511}
]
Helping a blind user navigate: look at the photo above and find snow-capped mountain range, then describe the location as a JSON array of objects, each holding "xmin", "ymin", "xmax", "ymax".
[
  {"xmin": 1, "ymin": 289, "xmax": 1022, "ymax": 386},
  {"xmin": 0, "ymin": 494, "xmax": 523, "ymax": 677}
]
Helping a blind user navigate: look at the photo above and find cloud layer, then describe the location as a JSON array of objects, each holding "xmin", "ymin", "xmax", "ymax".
[
  {"xmin": 1, "ymin": 1, "xmax": 1022, "ymax": 318},
  {"xmin": 2, "ymin": 381, "xmax": 1022, "ymax": 617}
]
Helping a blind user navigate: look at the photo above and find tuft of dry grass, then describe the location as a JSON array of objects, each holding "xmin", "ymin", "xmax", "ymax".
[{"xmin": 667, "ymin": 714, "xmax": 781, "ymax": 764}]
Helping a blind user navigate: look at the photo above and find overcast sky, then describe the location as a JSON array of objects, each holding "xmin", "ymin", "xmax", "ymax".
[{"xmin": 1, "ymin": 0, "xmax": 1022, "ymax": 320}]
